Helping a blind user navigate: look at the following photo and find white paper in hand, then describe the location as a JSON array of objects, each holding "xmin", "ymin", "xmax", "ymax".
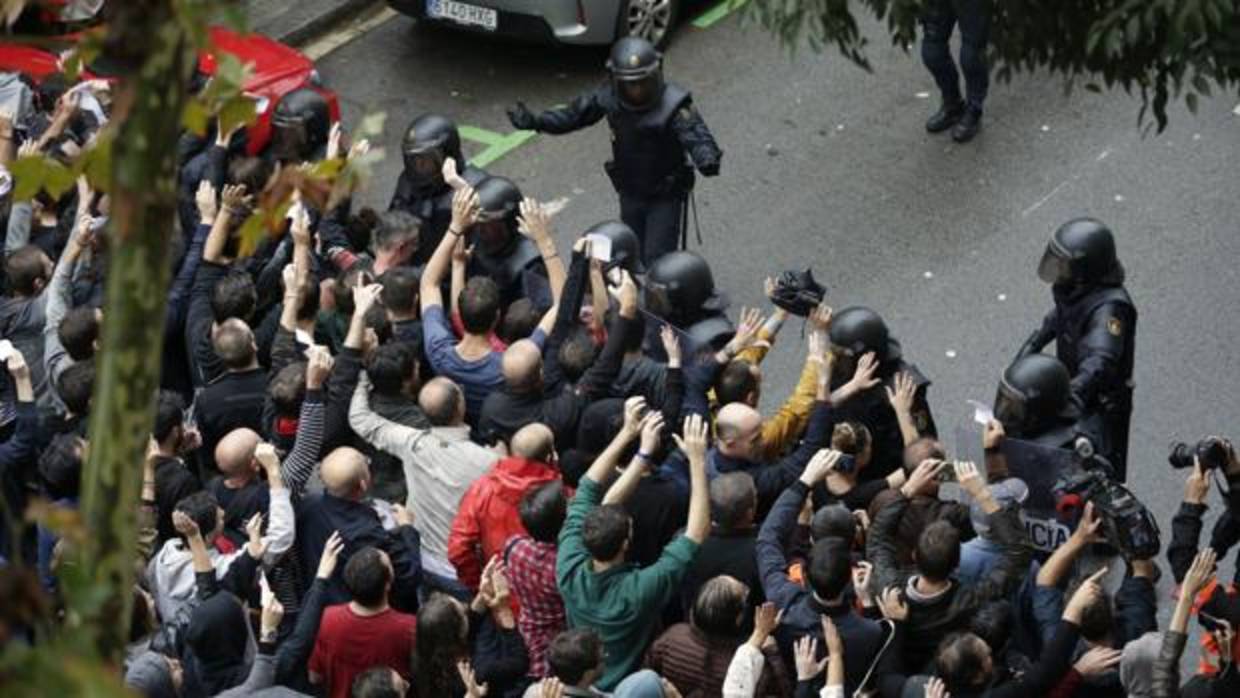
[
  {"xmin": 584, "ymin": 233, "xmax": 612, "ymax": 262},
  {"xmin": 967, "ymin": 399, "xmax": 994, "ymax": 425},
  {"xmin": 0, "ymin": 339, "xmax": 14, "ymax": 363}
]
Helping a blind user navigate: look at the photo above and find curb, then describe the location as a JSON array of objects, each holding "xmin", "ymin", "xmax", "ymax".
[{"xmin": 256, "ymin": 0, "xmax": 383, "ymax": 47}]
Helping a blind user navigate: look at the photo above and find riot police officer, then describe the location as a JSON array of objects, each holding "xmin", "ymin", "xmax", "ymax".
[
  {"xmin": 268, "ymin": 87, "xmax": 332, "ymax": 164},
  {"xmin": 1016, "ymin": 218, "xmax": 1136, "ymax": 480},
  {"xmin": 582, "ymin": 220, "xmax": 644, "ymax": 275},
  {"xmin": 466, "ymin": 175, "xmax": 550, "ymax": 309},
  {"xmin": 389, "ymin": 113, "xmax": 489, "ymax": 266},
  {"xmin": 827, "ymin": 307, "xmax": 936, "ymax": 481},
  {"xmin": 994, "ymin": 354, "xmax": 1085, "ymax": 448},
  {"xmin": 506, "ymin": 37, "xmax": 722, "ymax": 267},
  {"xmin": 643, "ymin": 250, "xmax": 733, "ymax": 357}
]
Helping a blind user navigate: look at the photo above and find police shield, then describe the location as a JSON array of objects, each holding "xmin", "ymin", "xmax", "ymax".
[{"xmin": 953, "ymin": 425, "xmax": 1077, "ymax": 553}]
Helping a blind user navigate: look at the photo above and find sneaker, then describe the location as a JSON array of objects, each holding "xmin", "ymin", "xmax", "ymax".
[
  {"xmin": 925, "ymin": 101, "xmax": 965, "ymax": 133},
  {"xmin": 951, "ymin": 108, "xmax": 983, "ymax": 143}
]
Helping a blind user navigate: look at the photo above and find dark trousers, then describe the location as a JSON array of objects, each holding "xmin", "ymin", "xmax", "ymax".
[
  {"xmin": 619, "ymin": 192, "xmax": 686, "ymax": 267},
  {"xmin": 920, "ymin": 0, "xmax": 991, "ymax": 112}
]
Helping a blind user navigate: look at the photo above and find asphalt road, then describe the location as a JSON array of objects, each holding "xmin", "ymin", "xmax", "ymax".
[{"xmin": 314, "ymin": 9, "xmax": 1240, "ymax": 588}]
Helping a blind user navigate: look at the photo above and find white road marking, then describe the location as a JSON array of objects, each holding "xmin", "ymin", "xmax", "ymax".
[
  {"xmin": 1021, "ymin": 179, "xmax": 1070, "ymax": 218},
  {"xmin": 300, "ymin": 6, "xmax": 398, "ymax": 61}
]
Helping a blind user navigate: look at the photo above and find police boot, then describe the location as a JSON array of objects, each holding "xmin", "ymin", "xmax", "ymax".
[
  {"xmin": 951, "ymin": 107, "xmax": 983, "ymax": 143},
  {"xmin": 925, "ymin": 100, "xmax": 965, "ymax": 133}
]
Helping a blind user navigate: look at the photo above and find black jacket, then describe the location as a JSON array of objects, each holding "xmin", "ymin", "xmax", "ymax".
[{"xmin": 867, "ymin": 494, "xmax": 1032, "ymax": 674}]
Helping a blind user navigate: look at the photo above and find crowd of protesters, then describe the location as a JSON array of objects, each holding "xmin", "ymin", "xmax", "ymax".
[{"xmin": 0, "ymin": 63, "xmax": 1238, "ymax": 698}]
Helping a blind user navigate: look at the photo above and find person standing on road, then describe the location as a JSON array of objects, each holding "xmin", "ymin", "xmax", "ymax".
[
  {"xmin": 506, "ymin": 37, "xmax": 722, "ymax": 266},
  {"xmin": 920, "ymin": 0, "xmax": 991, "ymax": 143},
  {"xmin": 1015, "ymin": 218, "xmax": 1136, "ymax": 480}
]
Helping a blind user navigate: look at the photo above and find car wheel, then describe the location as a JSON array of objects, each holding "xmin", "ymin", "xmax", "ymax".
[{"xmin": 617, "ymin": 0, "xmax": 680, "ymax": 50}]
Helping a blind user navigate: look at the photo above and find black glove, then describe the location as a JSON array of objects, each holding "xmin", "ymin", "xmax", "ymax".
[{"xmin": 507, "ymin": 102, "xmax": 538, "ymax": 131}]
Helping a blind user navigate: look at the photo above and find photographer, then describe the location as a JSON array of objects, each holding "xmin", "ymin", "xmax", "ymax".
[{"xmin": 1167, "ymin": 444, "xmax": 1240, "ymax": 586}]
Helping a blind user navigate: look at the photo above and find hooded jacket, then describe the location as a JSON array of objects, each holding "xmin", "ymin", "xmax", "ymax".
[
  {"xmin": 448, "ymin": 456, "xmax": 563, "ymax": 589},
  {"xmin": 182, "ymin": 592, "xmax": 253, "ymax": 697}
]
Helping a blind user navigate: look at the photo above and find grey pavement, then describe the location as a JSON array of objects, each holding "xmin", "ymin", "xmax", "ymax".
[
  {"xmin": 241, "ymin": 0, "xmax": 379, "ymax": 44},
  {"xmin": 314, "ymin": 9, "xmax": 1240, "ymax": 594}
]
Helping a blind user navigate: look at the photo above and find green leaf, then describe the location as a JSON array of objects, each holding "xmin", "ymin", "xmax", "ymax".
[
  {"xmin": 217, "ymin": 95, "xmax": 258, "ymax": 135},
  {"xmin": 182, "ymin": 97, "xmax": 209, "ymax": 136},
  {"xmin": 8, "ymin": 155, "xmax": 47, "ymax": 201},
  {"xmin": 357, "ymin": 111, "xmax": 388, "ymax": 140}
]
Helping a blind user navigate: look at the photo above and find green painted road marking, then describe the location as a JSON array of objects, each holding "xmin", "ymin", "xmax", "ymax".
[
  {"xmin": 458, "ymin": 125, "xmax": 506, "ymax": 147},
  {"xmin": 461, "ymin": 126, "xmax": 539, "ymax": 168},
  {"xmin": 692, "ymin": 0, "xmax": 747, "ymax": 29}
]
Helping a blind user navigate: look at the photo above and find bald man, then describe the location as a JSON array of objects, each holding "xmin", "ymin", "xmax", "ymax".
[
  {"xmin": 477, "ymin": 276, "xmax": 638, "ymax": 450},
  {"xmin": 295, "ymin": 446, "xmax": 424, "ymax": 612},
  {"xmin": 194, "ymin": 317, "xmax": 267, "ymax": 473},
  {"xmin": 350, "ymin": 373, "xmax": 496, "ymax": 593},
  {"xmin": 448, "ymin": 422, "xmax": 564, "ymax": 589},
  {"xmin": 700, "ymin": 353, "xmax": 879, "ymax": 517},
  {"xmin": 205, "ymin": 428, "xmax": 267, "ymax": 547}
]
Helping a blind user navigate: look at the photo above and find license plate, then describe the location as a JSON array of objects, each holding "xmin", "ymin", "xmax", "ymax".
[{"xmin": 427, "ymin": 0, "xmax": 498, "ymax": 30}]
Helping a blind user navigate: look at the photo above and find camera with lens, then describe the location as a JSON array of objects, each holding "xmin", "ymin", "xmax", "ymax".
[
  {"xmin": 1054, "ymin": 469, "xmax": 1161, "ymax": 560},
  {"xmin": 1168, "ymin": 437, "xmax": 1232, "ymax": 471}
]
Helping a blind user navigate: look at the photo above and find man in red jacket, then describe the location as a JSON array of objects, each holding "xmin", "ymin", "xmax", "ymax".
[{"xmin": 449, "ymin": 422, "xmax": 565, "ymax": 589}]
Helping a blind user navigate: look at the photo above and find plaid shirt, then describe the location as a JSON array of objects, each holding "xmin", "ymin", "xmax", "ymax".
[{"xmin": 504, "ymin": 535, "xmax": 565, "ymax": 678}]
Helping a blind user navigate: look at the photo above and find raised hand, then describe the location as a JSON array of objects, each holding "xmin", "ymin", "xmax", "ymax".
[
  {"xmin": 246, "ymin": 512, "xmax": 267, "ymax": 559},
  {"xmin": 172, "ymin": 510, "xmax": 202, "ymax": 539},
  {"xmin": 1063, "ymin": 566, "xmax": 1108, "ymax": 623},
  {"xmin": 316, "ymin": 530, "xmax": 345, "ymax": 579},
  {"xmin": 449, "ymin": 184, "xmax": 480, "ymax": 232},
  {"xmin": 195, "ymin": 180, "xmax": 218, "ymax": 223},
  {"xmin": 1182, "ymin": 548, "xmax": 1218, "ymax": 596},
  {"xmin": 809, "ymin": 302, "xmax": 833, "ymax": 332},
  {"xmin": 835, "ymin": 351, "xmax": 881, "ymax": 402},
  {"xmin": 794, "ymin": 635, "xmax": 826, "ymax": 681},
  {"xmin": 900, "ymin": 458, "xmax": 945, "ymax": 499},
  {"xmin": 660, "ymin": 325, "xmax": 682, "ymax": 368},
  {"xmin": 517, "ymin": 198, "xmax": 553, "ymax": 242},
  {"xmin": 885, "ymin": 372, "xmax": 916, "ymax": 416},
  {"xmin": 800, "ymin": 449, "xmax": 841, "ymax": 487},
  {"xmin": 621, "ymin": 397, "xmax": 648, "ymax": 438},
  {"xmin": 672, "ymin": 413, "xmax": 710, "ymax": 465},
  {"xmin": 876, "ymin": 586, "xmax": 909, "ymax": 621},
  {"xmin": 638, "ymin": 411, "xmax": 666, "ymax": 457}
]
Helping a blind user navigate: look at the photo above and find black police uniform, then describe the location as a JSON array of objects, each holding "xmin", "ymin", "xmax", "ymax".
[
  {"xmin": 1017, "ymin": 285, "xmax": 1136, "ymax": 479},
  {"xmin": 509, "ymin": 40, "xmax": 721, "ymax": 266},
  {"xmin": 466, "ymin": 176, "xmax": 550, "ymax": 310},
  {"xmin": 642, "ymin": 251, "xmax": 734, "ymax": 360},
  {"xmin": 831, "ymin": 354, "xmax": 937, "ymax": 482},
  {"xmin": 1018, "ymin": 218, "xmax": 1137, "ymax": 480},
  {"xmin": 826, "ymin": 307, "xmax": 936, "ymax": 481},
  {"xmin": 389, "ymin": 114, "xmax": 489, "ymax": 267}
]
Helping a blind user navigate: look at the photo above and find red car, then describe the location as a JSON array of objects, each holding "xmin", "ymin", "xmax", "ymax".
[{"xmin": 0, "ymin": 25, "xmax": 339, "ymax": 155}]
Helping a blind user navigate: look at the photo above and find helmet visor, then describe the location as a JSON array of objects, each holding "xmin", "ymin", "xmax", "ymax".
[
  {"xmin": 471, "ymin": 219, "xmax": 510, "ymax": 256},
  {"xmin": 644, "ymin": 281, "xmax": 673, "ymax": 319},
  {"xmin": 403, "ymin": 150, "xmax": 445, "ymax": 190},
  {"xmin": 615, "ymin": 75, "xmax": 660, "ymax": 110},
  {"xmin": 270, "ymin": 118, "xmax": 309, "ymax": 162},
  {"xmin": 1037, "ymin": 241, "xmax": 1073, "ymax": 284},
  {"xmin": 994, "ymin": 381, "xmax": 1028, "ymax": 432}
]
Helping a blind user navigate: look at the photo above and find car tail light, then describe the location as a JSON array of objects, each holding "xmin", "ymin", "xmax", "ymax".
[{"xmin": 576, "ymin": 0, "xmax": 586, "ymax": 25}]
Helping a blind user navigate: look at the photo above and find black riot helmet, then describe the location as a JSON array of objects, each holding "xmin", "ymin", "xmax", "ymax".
[
  {"xmin": 606, "ymin": 37, "xmax": 664, "ymax": 112},
  {"xmin": 582, "ymin": 220, "xmax": 644, "ymax": 274},
  {"xmin": 994, "ymin": 354, "xmax": 1075, "ymax": 438},
  {"xmin": 1037, "ymin": 218, "xmax": 1123, "ymax": 286},
  {"xmin": 644, "ymin": 251, "xmax": 727, "ymax": 323},
  {"xmin": 269, "ymin": 88, "xmax": 331, "ymax": 163},
  {"xmin": 828, "ymin": 307, "xmax": 901, "ymax": 365},
  {"xmin": 401, "ymin": 113, "xmax": 464, "ymax": 195},
  {"xmin": 471, "ymin": 176, "xmax": 523, "ymax": 257}
]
